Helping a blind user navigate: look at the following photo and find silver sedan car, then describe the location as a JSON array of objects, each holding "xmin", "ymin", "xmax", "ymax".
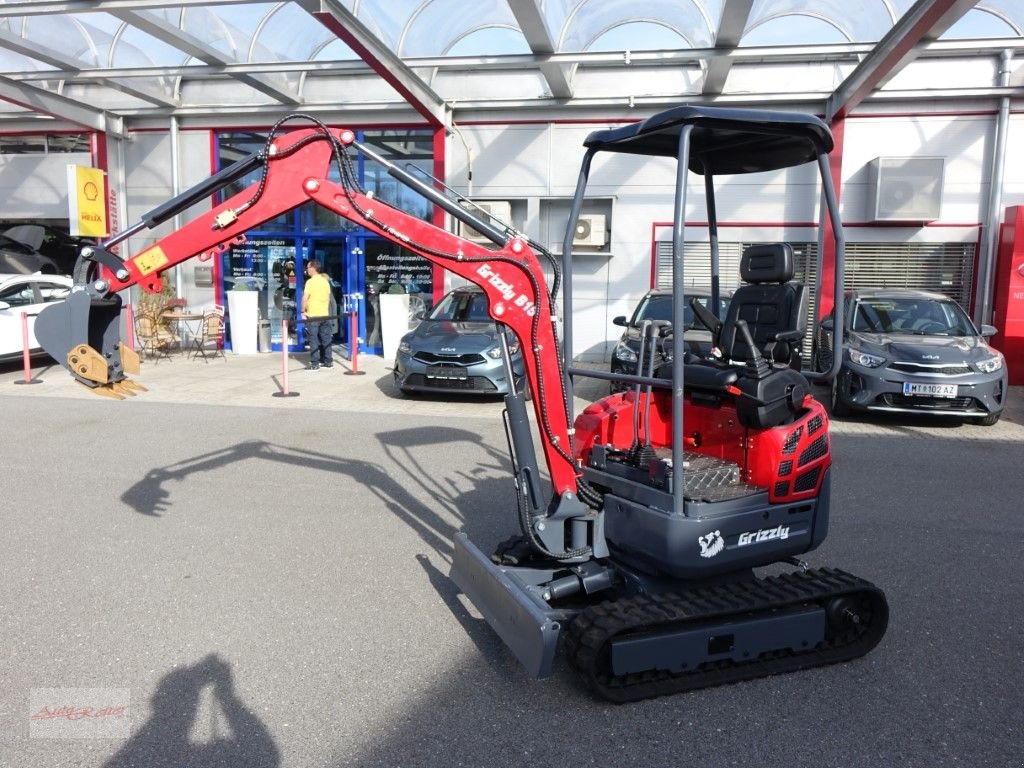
[{"xmin": 393, "ymin": 286, "xmax": 525, "ymax": 396}]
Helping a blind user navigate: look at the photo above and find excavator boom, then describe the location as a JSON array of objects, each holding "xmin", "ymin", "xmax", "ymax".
[{"xmin": 36, "ymin": 120, "xmax": 580, "ymax": 498}]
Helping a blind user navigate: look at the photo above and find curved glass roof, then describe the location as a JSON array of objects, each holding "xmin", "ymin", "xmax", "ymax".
[{"xmin": 0, "ymin": 0, "xmax": 1020, "ymax": 135}]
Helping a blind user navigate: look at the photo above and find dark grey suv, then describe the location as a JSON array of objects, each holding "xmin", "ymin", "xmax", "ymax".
[
  {"xmin": 610, "ymin": 289, "xmax": 730, "ymax": 392},
  {"xmin": 819, "ymin": 288, "xmax": 1007, "ymax": 425}
]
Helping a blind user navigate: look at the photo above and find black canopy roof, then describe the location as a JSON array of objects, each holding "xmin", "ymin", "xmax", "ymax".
[{"xmin": 584, "ymin": 105, "xmax": 833, "ymax": 175}]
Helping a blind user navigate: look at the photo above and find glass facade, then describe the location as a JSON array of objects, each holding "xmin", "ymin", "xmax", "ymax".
[
  {"xmin": 0, "ymin": 133, "xmax": 90, "ymax": 154},
  {"xmin": 2, "ymin": 1, "xmax": 1019, "ymax": 124},
  {"xmin": 215, "ymin": 128, "xmax": 436, "ymax": 354}
]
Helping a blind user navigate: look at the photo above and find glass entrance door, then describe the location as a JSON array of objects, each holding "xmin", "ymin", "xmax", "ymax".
[
  {"xmin": 266, "ymin": 240, "xmax": 298, "ymax": 350},
  {"xmin": 303, "ymin": 236, "xmax": 347, "ymax": 348}
]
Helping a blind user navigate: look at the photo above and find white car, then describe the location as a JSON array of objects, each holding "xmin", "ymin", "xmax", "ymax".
[{"xmin": 0, "ymin": 273, "xmax": 73, "ymax": 362}]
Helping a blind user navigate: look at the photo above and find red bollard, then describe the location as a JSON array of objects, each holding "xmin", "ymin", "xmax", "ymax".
[
  {"xmin": 272, "ymin": 318, "xmax": 299, "ymax": 398},
  {"xmin": 14, "ymin": 311, "xmax": 41, "ymax": 386},
  {"xmin": 125, "ymin": 303, "xmax": 136, "ymax": 351},
  {"xmin": 344, "ymin": 310, "xmax": 366, "ymax": 376}
]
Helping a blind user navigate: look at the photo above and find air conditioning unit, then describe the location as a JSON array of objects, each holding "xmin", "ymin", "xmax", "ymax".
[
  {"xmin": 868, "ymin": 157, "xmax": 944, "ymax": 222},
  {"xmin": 573, "ymin": 213, "xmax": 607, "ymax": 248},
  {"xmin": 459, "ymin": 200, "xmax": 512, "ymax": 243}
]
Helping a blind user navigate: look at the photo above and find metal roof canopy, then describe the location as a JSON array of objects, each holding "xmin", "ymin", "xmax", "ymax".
[
  {"xmin": 0, "ymin": 0, "xmax": 1019, "ymax": 133},
  {"xmin": 583, "ymin": 105, "xmax": 832, "ymax": 173}
]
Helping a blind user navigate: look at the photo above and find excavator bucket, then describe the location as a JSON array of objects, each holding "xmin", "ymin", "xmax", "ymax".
[
  {"xmin": 36, "ymin": 289, "xmax": 134, "ymax": 395},
  {"xmin": 66, "ymin": 343, "xmax": 110, "ymax": 384}
]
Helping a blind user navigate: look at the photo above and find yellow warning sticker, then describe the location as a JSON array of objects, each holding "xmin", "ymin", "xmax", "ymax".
[{"xmin": 134, "ymin": 247, "xmax": 169, "ymax": 276}]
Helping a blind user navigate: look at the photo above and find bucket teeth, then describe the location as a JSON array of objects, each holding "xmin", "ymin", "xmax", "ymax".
[
  {"xmin": 80, "ymin": 377, "xmax": 148, "ymax": 399},
  {"xmin": 77, "ymin": 381, "xmax": 125, "ymax": 400},
  {"xmin": 109, "ymin": 381, "xmax": 139, "ymax": 397},
  {"xmin": 118, "ymin": 342, "xmax": 141, "ymax": 375},
  {"xmin": 75, "ymin": 377, "xmax": 148, "ymax": 400}
]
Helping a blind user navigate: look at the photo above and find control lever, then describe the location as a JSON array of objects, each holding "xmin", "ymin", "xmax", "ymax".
[{"xmin": 736, "ymin": 319, "xmax": 771, "ymax": 379}]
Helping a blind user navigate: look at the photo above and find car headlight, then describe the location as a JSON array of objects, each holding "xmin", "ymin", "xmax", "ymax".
[
  {"xmin": 975, "ymin": 353, "xmax": 1004, "ymax": 374},
  {"xmin": 848, "ymin": 348, "xmax": 884, "ymax": 368},
  {"xmin": 487, "ymin": 339, "xmax": 520, "ymax": 359},
  {"xmin": 614, "ymin": 342, "xmax": 638, "ymax": 364},
  {"xmin": 398, "ymin": 340, "xmax": 412, "ymax": 355}
]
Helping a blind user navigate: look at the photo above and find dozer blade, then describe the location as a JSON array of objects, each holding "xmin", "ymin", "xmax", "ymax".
[{"xmin": 450, "ymin": 532, "xmax": 562, "ymax": 678}]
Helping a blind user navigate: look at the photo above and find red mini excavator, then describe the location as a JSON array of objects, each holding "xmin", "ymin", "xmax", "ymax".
[{"xmin": 37, "ymin": 107, "xmax": 887, "ymax": 702}]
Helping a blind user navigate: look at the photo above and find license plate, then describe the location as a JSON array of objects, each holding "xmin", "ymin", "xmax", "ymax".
[
  {"xmin": 427, "ymin": 365, "xmax": 467, "ymax": 380},
  {"xmin": 903, "ymin": 382, "xmax": 957, "ymax": 398}
]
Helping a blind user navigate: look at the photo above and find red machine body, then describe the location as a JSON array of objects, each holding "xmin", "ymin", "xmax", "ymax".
[{"xmin": 574, "ymin": 390, "xmax": 830, "ymax": 505}]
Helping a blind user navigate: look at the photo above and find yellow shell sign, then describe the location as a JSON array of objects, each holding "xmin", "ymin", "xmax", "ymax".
[{"xmin": 67, "ymin": 165, "xmax": 109, "ymax": 237}]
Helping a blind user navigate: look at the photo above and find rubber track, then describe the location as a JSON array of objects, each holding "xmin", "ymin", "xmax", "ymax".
[{"xmin": 564, "ymin": 567, "xmax": 888, "ymax": 703}]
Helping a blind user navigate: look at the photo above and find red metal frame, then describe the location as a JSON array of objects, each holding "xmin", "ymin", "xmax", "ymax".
[{"xmin": 992, "ymin": 206, "xmax": 1024, "ymax": 384}]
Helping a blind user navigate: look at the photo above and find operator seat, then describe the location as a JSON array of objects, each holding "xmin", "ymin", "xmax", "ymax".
[{"xmin": 717, "ymin": 243, "xmax": 807, "ymax": 370}]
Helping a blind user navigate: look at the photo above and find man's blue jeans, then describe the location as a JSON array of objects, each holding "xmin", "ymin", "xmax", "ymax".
[{"xmin": 308, "ymin": 319, "xmax": 333, "ymax": 366}]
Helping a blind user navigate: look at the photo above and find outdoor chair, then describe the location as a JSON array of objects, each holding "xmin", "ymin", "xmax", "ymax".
[
  {"xmin": 135, "ymin": 311, "xmax": 180, "ymax": 362},
  {"xmin": 190, "ymin": 310, "xmax": 226, "ymax": 361}
]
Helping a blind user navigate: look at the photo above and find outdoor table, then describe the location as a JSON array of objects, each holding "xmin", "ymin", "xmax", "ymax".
[{"xmin": 160, "ymin": 312, "xmax": 204, "ymax": 356}]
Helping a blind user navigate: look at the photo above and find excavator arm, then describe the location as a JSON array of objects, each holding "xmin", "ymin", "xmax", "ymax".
[{"xmin": 36, "ymin": 118, "xmax": 594, "ymax": 546}]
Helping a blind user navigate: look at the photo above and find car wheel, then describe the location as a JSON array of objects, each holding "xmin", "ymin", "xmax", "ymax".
[
  {"xmin": 977, "ymin": 411, "xmax": 1001, "ymax": 427},
  {"xmin": 813, "ymin": 337, "xmax": 834, "ymax": 374},
  {"xmin": 830, "ymin": 377, "xmax": 851, "ymax": 418},
  {"xmin": 515, "ymin": 377, "xmax": 533, "ymax": 401},
  {"xmin": 393, "ymin": 371, "xmax": 409, "ymax": 398},
  {"xmin": 814, "ymin": 347, "xmax": 829, "ymax": 374}
]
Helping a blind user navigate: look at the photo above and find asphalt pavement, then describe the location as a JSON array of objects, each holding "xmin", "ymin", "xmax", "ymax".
[{"xmin": 1, "ymin": 348, "xmax": 1022, "ymax": 767}]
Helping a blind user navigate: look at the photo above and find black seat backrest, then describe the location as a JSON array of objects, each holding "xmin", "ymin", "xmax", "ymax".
[{"xmin": 718, "ymin": 243, "xmax": 808, "ymax": 368}]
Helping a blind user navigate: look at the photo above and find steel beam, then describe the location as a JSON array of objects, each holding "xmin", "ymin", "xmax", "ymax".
[
  {"xmin": 0, "ymin": 74, "xmax": 125, "ymax": 136},
  {"xmin": 702, "ymin": 0, "xmax": 754, "ymax": 95},
  {"xmin": 0, "ymin": 28, "xmax": 177, "ymax": 107},
  {"xmin": 111, "ymin": 8, "xmax": 299, "ymax": 105},
  {"xmin": 296, "ymin": 0, "xmax": 447, "ymax": 127},
  {"xmin": 0, "ymin": 0, "xmax": 257, "ymax": 14},
  {"xmin": 507, "ymin": 0, "xmax": 573, "ymax": 99},
  {"xmin": 826, "ymin": 0, "xmax": 980, "ymax": 121}
]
